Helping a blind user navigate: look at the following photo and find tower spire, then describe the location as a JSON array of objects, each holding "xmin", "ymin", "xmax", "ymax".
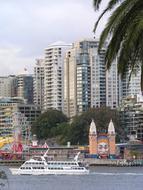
[
  {"xmin": 108, "ymin": 119, "xmax": 116, "ymax": 158},
  {"xmin": 89, "ymin": 119, "xmax": 97, "ymax": 157},
  {"xmin": 108, "ymin": 119, "xmax": 115, "ymax": 135},
  {"xmin": 89, "ymin": 119, "xmax": 97, "ymax": 135}
]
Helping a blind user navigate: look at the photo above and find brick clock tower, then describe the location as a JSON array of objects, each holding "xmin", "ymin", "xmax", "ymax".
[{"xmin": 89, "ymin": 119, "xmax": 116, "ymax": 159}]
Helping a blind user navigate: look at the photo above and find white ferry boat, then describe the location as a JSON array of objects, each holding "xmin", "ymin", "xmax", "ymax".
[{"xmin": 10, "ymin": 151, "xmax": 89, "ymax": 175}]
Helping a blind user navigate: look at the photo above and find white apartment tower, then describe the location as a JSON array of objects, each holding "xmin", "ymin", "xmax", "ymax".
[
  {"xmin": 120, "ymin": 65, "xmax": 141, "ymax": 100},
  {"xmin": 33, "ymin": 59, "xmax": 45, "ymax": 110},
  {"xmin": 89, "ymin": 41, "xmax": 106, "ymax": 108},
  {"xmin": 106, "ymin": 59, "xmax": 119, "ymax": 108},
  {"xmin": 44, "ymin": 41, "xmax": 71, "ymax": 111},
  {"xmin": 90, "ymin": 43, "xmax": 119, "ymax": 109}
]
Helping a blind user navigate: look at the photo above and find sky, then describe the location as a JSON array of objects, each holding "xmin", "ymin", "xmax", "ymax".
[{"xmin": 0, "ymin": 0, "xmax": 108, "ymax": 75}]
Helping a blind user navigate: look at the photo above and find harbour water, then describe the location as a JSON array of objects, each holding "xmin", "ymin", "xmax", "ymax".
[{"xmin": 0, "ymin": 166, "xmax": 143, "ymax": 190}]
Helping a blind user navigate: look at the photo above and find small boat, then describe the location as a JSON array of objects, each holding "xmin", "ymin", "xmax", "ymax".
[{"xmin": 9, "ymin": 151, "xmax": 89, "ymax": 175}]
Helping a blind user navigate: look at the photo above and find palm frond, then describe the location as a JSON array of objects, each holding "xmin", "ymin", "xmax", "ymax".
[
  {"xmin": 93, "ymin": 0, "xmax": 124, "ymax": 32},
  {"xmin": 93, "ymin": 0, "xmax": 103, "ymax": 10},
  {"xmin": 93, "ymin": 0, "xmax": 143, "ymax": 91}
]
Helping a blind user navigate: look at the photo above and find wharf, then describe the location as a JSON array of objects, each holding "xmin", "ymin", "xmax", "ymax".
[
  {"xmin": 0, "ymin": 158, "xmax": 143, "ymax": 167},
  {"xmin": 0, "ymin": 160, "xmax": 24, "ymax": 166},
  {"xmin": 85, "ymin": 159, "xmax": 143, "ymax": 167}
]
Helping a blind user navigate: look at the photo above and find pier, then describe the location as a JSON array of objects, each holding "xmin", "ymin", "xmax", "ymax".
[
  {"xmin": 0, "ymin": 158, "xmax": 143, "ymax": 167},
  {"xmin": 85, "ymin": 159, "xmax": 143, "ymax": 167},
  {"xmin": 0, "ymin": 160, "xmax": 24, "ymax": 166}
]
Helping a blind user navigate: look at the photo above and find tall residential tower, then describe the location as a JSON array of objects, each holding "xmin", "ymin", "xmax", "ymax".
[
  {"xmin": 64, "ymin": 39, "xmax": 119, "ymax": 118},
  {"xmin": 16, "ymin": 70, "xmax": 33, "ymax": 104},
  {"xmin": 33, "ymin": 59, "xmax": 45, "ymax": 110},
  {"xmin": 64, "ymin": 40, "xmax": 91, "ymax": 117},
  {"xmin": 44, "ymin": 41, "xmax": 71, "ymax": 111}
]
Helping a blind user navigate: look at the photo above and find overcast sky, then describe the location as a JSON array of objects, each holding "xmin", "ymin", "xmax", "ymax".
[{"xmin": 0, "ymin": 0, "xmax": 108, "ymax": 75}]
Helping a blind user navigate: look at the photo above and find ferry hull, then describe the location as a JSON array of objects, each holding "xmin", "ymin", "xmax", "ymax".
[{"xmin": 10, "ymin": 168, "xmax": 89, "ymax": 175}]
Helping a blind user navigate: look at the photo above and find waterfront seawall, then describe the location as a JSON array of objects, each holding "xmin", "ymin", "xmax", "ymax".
[
  {"xmin": 0, "ymin": 160, "xmax": 24, "ymax": 166},
  {"xmin": 85, "ymin": 159, "xmax": 143, "ymax": 166},
  {"xmin": 0, "ymin": 158, "xmax": 143, "ymax": 167}
]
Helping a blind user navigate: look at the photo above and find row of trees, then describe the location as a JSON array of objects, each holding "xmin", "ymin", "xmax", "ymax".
[{"xmin": 31, "ymin": 108, "xmax": 126, "ymax": 145}]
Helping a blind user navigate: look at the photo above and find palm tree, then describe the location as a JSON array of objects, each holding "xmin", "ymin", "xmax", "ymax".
[{"xmin": 93, "ymin": 0, "xmax": 143, "ymax": 90}]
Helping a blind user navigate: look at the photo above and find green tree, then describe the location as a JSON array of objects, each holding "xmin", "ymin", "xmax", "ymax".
[
  {"xmin": 31, "ymin": 109, "xmax": 68, "ymax": 139},
  {"xmin": 67, "ymin": 107, "xmax": 124, "ymax": 145},
  {"xmin": 55, "ymin": 122, "xmax": 71, "ymax": 144},
  {"xmin": 93, "ymin": 0, "xmax": 143, "ymax": 90}
]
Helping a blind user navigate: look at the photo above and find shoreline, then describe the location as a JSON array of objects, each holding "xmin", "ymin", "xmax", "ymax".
[
  {"xmin": 85, "ymin": 158, "xmax": 143, "ymax": 167},
  {"xmin": 0, "ymin": 159, "xmax": 143, "ymax": 167}
]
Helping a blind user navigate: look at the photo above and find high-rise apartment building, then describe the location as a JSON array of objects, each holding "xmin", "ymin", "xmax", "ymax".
[
  {"xmin": 89, "ymin": 41, "xmax": 106, "ymax": 108},
  {"xmin": 0, "ymin": 75, "xmax": 17, "ymax": 97},
  {"xmin": 106, "ymin": 59, "xmax": 119, "ymax": 109},
  {"xmin": 119, "ymin": 65, "xmax": 141, "ymax": 101},
  {"xmin": 64, "ymin": 40, "xmax": 91, "ymax": 117},
  {"xmin": 0, "ymin": 97, "xmax": 41, "ymax": 136},
  {"xmin": 90, "ymin": 44, "xmax": 119, "ymax": 109},
  {"xmin": 44, "ymin": 41, "xmax": 71, "ymax": 111},
  {"xmin": 33, "ymin": 59, "xmax": 45, "ymax": 110},
  {"xmin": 64, "ymin": 39, "xmax": 119, "ymax": 118},
  {"xmin": 119, "ymin": 94, "xmax": 143, "ymax": 141},
  {"xmin": 16, "ymin": 70, "xmax": 33, "ymax": 104}
]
